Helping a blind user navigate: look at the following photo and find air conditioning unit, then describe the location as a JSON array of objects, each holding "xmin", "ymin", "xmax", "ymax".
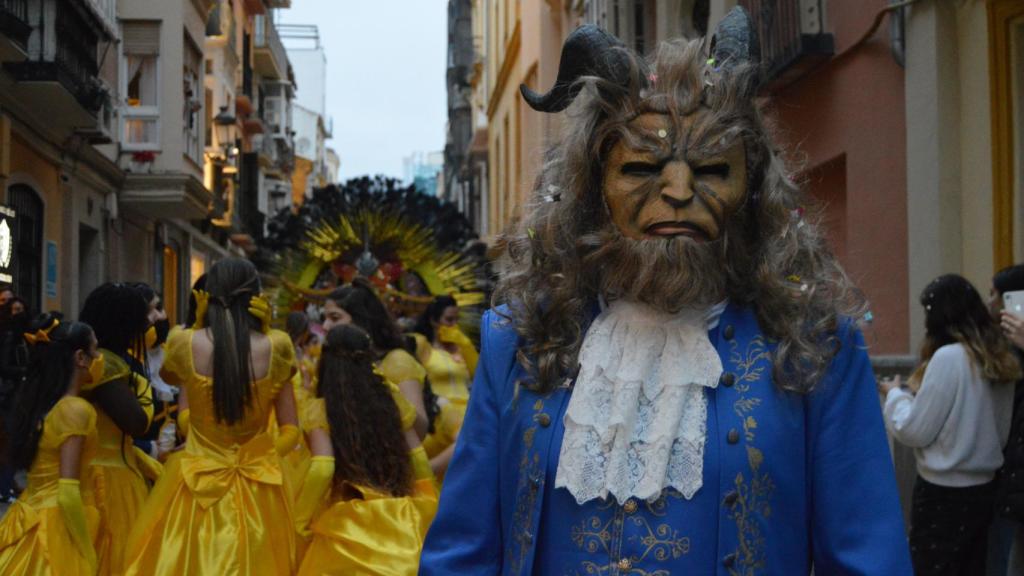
[{"xmin": 76, "ymin": 86, "xmax": 117, "ymax": 144}]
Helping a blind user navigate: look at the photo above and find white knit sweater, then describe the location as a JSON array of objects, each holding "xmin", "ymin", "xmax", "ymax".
[{"xmin": 884, "ymin": 343, "xmax": 1015, "ymax": 487}]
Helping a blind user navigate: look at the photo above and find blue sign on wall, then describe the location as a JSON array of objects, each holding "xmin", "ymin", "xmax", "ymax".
[{"xmin": 46, "ymin": 240, "xmax": 56, "ymax": 299}]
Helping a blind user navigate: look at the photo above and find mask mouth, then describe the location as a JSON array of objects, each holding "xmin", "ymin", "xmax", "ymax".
[{"xmin": 644, "ymin": 221, "xmax": 709, "ymax": 241}]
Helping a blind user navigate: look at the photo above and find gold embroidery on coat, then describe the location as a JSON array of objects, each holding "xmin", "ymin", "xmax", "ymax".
[
  {"xmin": 570, "ymin": 490, "xmax": 691, "ymax": 575},
  {"xmin": 727, "ymin": 336, "xmax": 775, "ymax": 576},
  {"xmin": 508, "ymin": 398, "xmax": 546, "ymax": 575}
]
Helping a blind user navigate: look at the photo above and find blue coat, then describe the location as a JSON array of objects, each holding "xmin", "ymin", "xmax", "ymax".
[{"xmin": 420, "ymin": 304, "xmax": 912, "ymax": 575}]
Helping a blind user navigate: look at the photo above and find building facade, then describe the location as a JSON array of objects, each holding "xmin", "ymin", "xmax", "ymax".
[
  {"xmin": 0, "ymin": 0, "xmax": 299, "ymax": 324},
  {"xmin": 281, "ymin": 23, "xmax": 336, "ymax": 204},
  {"xmin": 0, "ymin": 0, "xmax": 121, "ymax": 315}
]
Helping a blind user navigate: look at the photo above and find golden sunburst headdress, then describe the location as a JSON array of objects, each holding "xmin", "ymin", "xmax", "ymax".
[{"xmin": 261, "ymin": 177, "xmax": 488, "ymax": 325}]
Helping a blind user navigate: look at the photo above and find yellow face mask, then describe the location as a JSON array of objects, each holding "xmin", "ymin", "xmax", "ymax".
[
  {"xmin": 87, "ymin": 353, "xmax": 105, "ymax": 386},
  {"xmin": 144, "ymin": 325, "xmax": 157, "ymax": 350},
  {"xmin": 437, "ymin": 325, "xmax": 461, "ymax": 344}
]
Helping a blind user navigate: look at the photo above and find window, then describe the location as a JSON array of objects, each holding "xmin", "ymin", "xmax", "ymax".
[
  {"xmin": 122, "ymin": 21, "xmax": 161, "ymax": 150},
  {"xmin": 7, "ymin": 185, "xmax": 43, "ymax": 313},
  {"xmin": 162, "ymin": 243, "xmax": 180, "ymax": 324},
  {"xmin": 184, "ymin": 36, "xmax": 203, "ymax": 165}
]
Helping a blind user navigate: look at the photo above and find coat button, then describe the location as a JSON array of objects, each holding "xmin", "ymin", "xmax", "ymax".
[
  {"xmin": 617, "ymin": 558, "xmax": 632, "ymax": 570},
  {"xmin": 623, "ymin": 499, "xmax": 638, "ymax": 514},
  {"xmin": 536, "ymin": 413, "xmax": 551, "ymax": 428},
  {"xmin": 720, "ymin": 372, "xmax": 736, "ymax": 387},
  {"xmin": 723, "ymin": 325, "xmax": 735, "ymax": 340},
  {"xmin": 724, "ymin": 491, "xmax": 738, "ymax": 507},
  {"xmin": 723, "ymin": 553, "xmax": 736, "ymax": 567},
  {"xmin": 727, "ymin": 429, "xmax": 740, "ymax": 444}
]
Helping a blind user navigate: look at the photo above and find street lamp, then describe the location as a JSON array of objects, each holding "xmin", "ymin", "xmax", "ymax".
[{"xmin": 213, "ymin": 105, "xmax": 238, "ymax": 160}]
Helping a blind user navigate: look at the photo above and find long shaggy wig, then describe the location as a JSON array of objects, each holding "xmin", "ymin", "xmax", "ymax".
[{"xmin": 495, "ymin": 36, "xmax": 865, "ymax": 395}]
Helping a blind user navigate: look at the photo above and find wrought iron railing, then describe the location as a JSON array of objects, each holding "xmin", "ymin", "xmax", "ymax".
[
  {"xmin": 0, "ymin": 0, "xmax": 31, "ymax": 50},
  {"xmin": 253, "ymin": 14, "xmax": 287, "ymax": 78},
  {"xmin": 0, "ymin": 0, "xmax": 27, "ymax": 22},
  {"xmin": 739, "ymin": 0, "xmax": 832, "ymax": 84},
  {"xmin": 54, "ymin": 2, "xmax": 105, "ymax": 111}
]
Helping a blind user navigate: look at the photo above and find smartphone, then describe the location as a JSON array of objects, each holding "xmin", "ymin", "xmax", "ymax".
[{"xmin": 1004, "ymin": 290, "xmax": 1024, "ymax": 318}]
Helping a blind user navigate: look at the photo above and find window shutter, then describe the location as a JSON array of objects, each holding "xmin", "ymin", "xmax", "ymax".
[{"xmin": 123, "ymin": 21, "xmax": 161, "ymax": 55}]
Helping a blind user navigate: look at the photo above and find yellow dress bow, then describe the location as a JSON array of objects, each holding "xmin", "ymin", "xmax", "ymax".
[{"xmin": 180, "ymin": 433, "xmax": 283, "ymax": 509}]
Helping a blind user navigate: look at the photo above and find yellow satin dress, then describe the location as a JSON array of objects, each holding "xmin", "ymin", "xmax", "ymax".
[
  {"xmin": 283, "ymin": 353, "xmax": 318, "ymax": 492},
  {"xmin": 379, "ymin": 349, "xmax": 426, "ymax": 400},
  {"xmin": 85, "ymin": 349, "xmax": 153, "ymax": 576},
  {"xmin": 124, "ymin": 328, "xmax": 298, "ymax": 576},
  {"xmin": 0, "ymin": 396, "xmax": 100, "ymax": 575},
  {"xmin": 297, "ymin": 398, "xmax": 438, "ymax": 576},
  {"xmin": 414, "ymin": 336, "xmax": 470, "ymax": 469}
]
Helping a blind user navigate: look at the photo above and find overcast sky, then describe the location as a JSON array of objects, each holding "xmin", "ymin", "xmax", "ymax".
[{"xmin": 279, "ymin": 0, "xmax": 448, "ymax": 181}]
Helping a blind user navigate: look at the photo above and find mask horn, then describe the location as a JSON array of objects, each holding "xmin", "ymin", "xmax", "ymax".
[
  {"xmin": 709, "ymin": 6, "xmax": 761, "ymax": 73},
  {"xmin": 519, "ymin": 25, "xmax": 635, "ymax": 113}
]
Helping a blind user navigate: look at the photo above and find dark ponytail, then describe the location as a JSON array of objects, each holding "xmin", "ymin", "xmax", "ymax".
[
  {"xmin": 7, "ymin": 313, "xmax": 94, "ymax": 470},
  {"xmin": 206, "ymin": 258, "xmax": 261, "ymax": 424}
]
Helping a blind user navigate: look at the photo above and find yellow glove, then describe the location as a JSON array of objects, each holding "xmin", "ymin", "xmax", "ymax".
[
  {"xmin": 191, "ymin": 289, "xmax": 210, "ymax": 330},
  {"xmin": 134, "ymin": 375, "xmax": 154, "ymax": 429},
  {"xmin": 177, "ymin": 408, "xmax": 190, "ymax": 440},
  {"xmin": 385, "ymin": 380, "xmax": 418, "ymax": 432},
  {"xmin": 294, "ymin": 455, "xmax": 335, "ymax": 538},
  {"xmin": 133, "ymin": 446, "xmax": 164, "ymax": 481},
  {"xmin": 409, "ymin": 445, "xmax": 435, "ymax": 482},
  {"xmin": 248, "ymin": 294, "xmax": 272, "ymax": 334},
  {"xmin": 275, "ymin": 424, "xmax": 300, "ymax": 456},
  {"xmin": 57, "ymin": 478, "xmax": 97, "ymax": 573},
  {"xmin": 438, "ymin": 325, "xmax": 479, "ymax": 377}
]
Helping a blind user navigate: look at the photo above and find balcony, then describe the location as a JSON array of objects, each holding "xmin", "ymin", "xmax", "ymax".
[
  {"xmin": 121, "ymin": 173, "xmax": 214, "ymax": 221},
  {"xmin": 0, "ymin": 0, "xmax": 31, "ymax": 61},
  {"xmin": 4, "ymin": 0, "xmax": 112, "ymax": 128},
  {"xmin": 253, "ymin": 14, "xmax": 288, "ymax": 80},
  {"xmin": 739, "ymin": 0, "xmax": 834, "ymax": 90}
]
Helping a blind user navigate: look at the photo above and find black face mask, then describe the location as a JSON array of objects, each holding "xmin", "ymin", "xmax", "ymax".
[
  {"xmin": 154, "ymin": 319, "xmax": 171, "ymax": 347},
  {"xmin": 8, "ymin": 312, "xmax": 28, "ymax": 333}
]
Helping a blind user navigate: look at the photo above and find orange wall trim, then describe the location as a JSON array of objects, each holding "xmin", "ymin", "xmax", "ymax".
[{"xmin": 989, "ymin": 0, "xmax": 1024, "ymax": 270}]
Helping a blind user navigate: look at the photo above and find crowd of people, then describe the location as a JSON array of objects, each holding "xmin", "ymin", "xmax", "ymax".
[
  {"xmin": 0, "ymin": 257, "xmax": 477, "ymax": 575},
  {"xmin": 880, "ymin": 266, "xmax": 1024, "ymax": 576}
]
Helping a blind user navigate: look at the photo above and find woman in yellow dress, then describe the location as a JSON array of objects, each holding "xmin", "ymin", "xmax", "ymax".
[
  {"xmin": 0, "ymin": 314, "xmax": 104, "ymax": 575},
  {"xmin": 78, "ymin": 283, "xmax": 159, "ymax": 575},
  {"xmin": 294, "ymin": 324, "xmax": 437, "ymax": 575},
  {"xmin": 124, "ymin": 257, "xmax": 300, "ymax": 575},
  {"xmin": 412, "ymin": 296, "xmax": 478, "ymax": 479},
  {"xmin": 322, "ymin": 280, "xmax": 429, "ymax": 439}
]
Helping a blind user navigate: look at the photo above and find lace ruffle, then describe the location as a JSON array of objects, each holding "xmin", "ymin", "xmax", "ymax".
[{"xmin": 555, "ymin": 300, "xmax": 724, "ymax": 505}]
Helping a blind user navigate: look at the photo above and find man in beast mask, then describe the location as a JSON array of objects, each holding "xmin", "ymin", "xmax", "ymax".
[{"xmin": 420, "ymin": 8, "xmax": 911, "ymax": 574}]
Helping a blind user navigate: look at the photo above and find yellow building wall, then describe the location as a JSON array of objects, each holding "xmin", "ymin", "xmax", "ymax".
[{"xmin": 292, "ymin": 156, "xmax": 313, "ymax": 207}]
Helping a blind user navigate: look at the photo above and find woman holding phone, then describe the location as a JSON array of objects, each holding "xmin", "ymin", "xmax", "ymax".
[{"xmin": 881, "ymin": 274, "xmax": 1021, "ymax": 576}]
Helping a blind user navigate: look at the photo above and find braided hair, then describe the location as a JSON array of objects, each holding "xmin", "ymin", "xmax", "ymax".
[{"xmin": 7, "ymin": 313, "xmax": 94, "ymax": 470}]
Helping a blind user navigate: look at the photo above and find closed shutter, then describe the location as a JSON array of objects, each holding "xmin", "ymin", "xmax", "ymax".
[{"xmin": 123, "ymin": 21, "xmax": 161, "ymax": 55}]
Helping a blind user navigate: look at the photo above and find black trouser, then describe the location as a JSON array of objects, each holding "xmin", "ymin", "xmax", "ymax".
[{"xmin": 910, "ymin": 476, "xmax": 996, "ymax": 576}]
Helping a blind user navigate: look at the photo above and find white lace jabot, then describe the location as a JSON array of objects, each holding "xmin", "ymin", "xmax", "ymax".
[{"xmin": 554, "ymin": 299, "xmax": 726, "ymax": 505}]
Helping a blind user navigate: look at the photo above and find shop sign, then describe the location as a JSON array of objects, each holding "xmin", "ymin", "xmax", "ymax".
[
  {"xmin": 46, "ymin": 240, "xmax": 56, "ymax": 299},
  {"xmin": 0, "ymin": 205, "xmax": 14, "ymax": 284}
]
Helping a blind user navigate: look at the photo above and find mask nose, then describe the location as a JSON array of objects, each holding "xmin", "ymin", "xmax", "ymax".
[{"xmin": 659, "ymin": 160, "xmax": 695, "ymax": 208}]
